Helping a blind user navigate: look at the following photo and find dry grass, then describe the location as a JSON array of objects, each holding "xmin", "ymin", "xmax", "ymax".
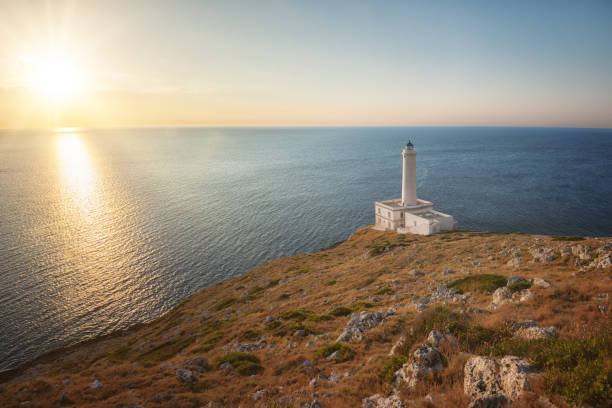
[{"xmin": 0, "ymin": 227, "xmax": 610, "ymax": 407}]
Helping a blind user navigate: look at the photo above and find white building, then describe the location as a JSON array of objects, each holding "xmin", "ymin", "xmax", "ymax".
[{"xmin": 374, "ymin": 141, "xmax": 458, "ymax": 235}]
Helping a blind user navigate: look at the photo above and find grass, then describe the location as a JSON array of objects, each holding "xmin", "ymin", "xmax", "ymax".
[
  {"xmin": 379, "ymin": 355, "xmax": 407, "ymax": 384},
  {"xmin": 265, "ymin": 320, "xmax": 317, "ymax": 336},
  {"xmin": 447, "ymin": 274, "xmax": 507, "ymax": 294},
  {"xmin": 280, "ymin": 309, "xmax": 332, "ymax": 322},
  {"xmin": 374, "ymin": 287, "xmax": 395, "ymax": 296},
  {"xmin": 325, "ymin": 280, "xmax": 337, "ymax": 286},
  {"xmin": 552, "ymin": 235, "xmax": 585, "ymax": 241},
  {"xmin": 507, "ymin": 281, "xmax": 532, "ymax": 292},
  {"xmin": 239, "ymin": 329, "xmax": 261, "ymax": 341},
  {"xmin": 216, "ymin": 352, "xmax": 263, "ymax": 376},
  {"xmin": 277, "ymin": 293, "xmax": 291, "ymax": 300},
  {"xmin": 488, "ymin": 334, "xmax": 611, "ymax": 406},
  {"xmin": 137, "ymin": 335, "xmax": 197, "ymax": 364},
  {"xmin": 215, "ymin": 297, "xmax": 238, "ymax": 311},
  {"xmin": 316, "ymin": 343, "xmax": 355, "ymax": 361},
  {"xmin": 330, "ymin": 302, "xmax": 373, "ymax": 317}
]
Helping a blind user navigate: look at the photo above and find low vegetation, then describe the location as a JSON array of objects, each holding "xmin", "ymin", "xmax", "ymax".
[
  {"xmin": 447, "ymin": 274, "xmax": 507, "ymax": 293},
  {"xmin": 216, "ymin": 352, "xmax": 263, "ymax": 376},
  {"xmin": 316, "ymin": 343, "xmax": 355, "ymax": 361}
]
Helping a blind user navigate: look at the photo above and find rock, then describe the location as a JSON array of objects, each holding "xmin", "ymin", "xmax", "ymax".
[
  {"xmin": 443, "ymin": 269, "xmax": 454, "ymax": 275},
  {"xmin": 464, "ymin": 356, "xmax": 502, "ymax": 400},
  {"xmin": 430, "ymin": 285, "xmax": 467, "ymax": 303},
  {"xmin": 306, "ymin": 341, "xmax": 315, "ymax": 347},
  {"xmin": 57, "ymin": 391, "xmax": 72, "ymax": 405},
  {"xmin": 571, "ymin": 245, "xmax": 591, "ymax": 261},
  {"xmin": 185, "ymin": 356, "xmax": 209, "ymax": 372},
  {"xmin": 408, "ymin": 269, "xmax": 423, "ymax": 277},
  {"xmin": 150, "ymin": 394, "xmax": 175, "ymax": 402},
  {"xmin": 234, "ymin": 339, "xmax": 267, "ymax": 352},
  {"xmin": 426, "ymin": 330, "xmax": 457, "ymax": 348},
  {"xmin": 512, "ymin": 321, "xmax": 558, "ymax": 339},
  {"xmin": 251, "ymin": 390, "xmax": 265, "ymax": 401},
  {"xmin": 506, "ymin": 255, "xmax": 522, "ymax": 268},
  {"xmin": 414, "ymin": 303, "xmax": 428, "ymax": 313},
  {"xmin": 204, "ymin": 403, "xmax": 223, "ymax": 408},
  {"xmin": 596, "ymin": 254, "xmax": 612, "ymax": 269},
  {"xmin": 389, "ymin": 335, "xmax": 406, "ymax": 355},
  {"xmin": 530, "ymin": 247, "xmax": 556, "ymax": 263},
  {"xmin": 326, "ymin": 351, "xmax": 339, "ymax": 360},
  {"xmin": 176, "ymin": 369, "xmax": 197, "ymax": 382},
  {"xmin": 302, "ymin": 360, "xmax": 313, "ymax": 369},
  {"xmin": 512, "ymin": 289, "xmax": 533, "ymax": 303},
  {"xmin": 362, "ymin": 393, "xmax": 406, "ymax": 408},
  {"xmin": 309, "ymin": 377, "xmax": 317, "ymax": 387},
  {"xmin": 498, "ymin": 356, "xmax": 534, "ymax": 400},
  {"xmin": 490, "ymin": 287, "xmax": 512, "ymax": 308},
  {"xmin": 560, "ymin": 246, "xmax": 571, "ymax": 256},
  {"xmin": 468, "ymin": 394, "xmax": 508, "ymax": 408},
  {"xmin": 464, "ymin": 355, "xmax": 535, "ymax": 404},
  {"xmin": 294, "ymin": 329, "xmax": 307, "ymax": 337},
  {"xmin": 395, "ymin": 345, "xmax": 444, "ymax": 387},
  {"xmin": 336, "ymin": 310, "xmax": 393, "ymax": 342},
  {"xmin": 506, "ymin": 276, "xmax": 526, "ymax": 286},
  {"xmin": 530, "ymin": 278, "xmax": 552, "ymax": 288},
  {"xmin": 90, "ymin": 380, "xmax": 103, "ymax": 390},
  {"xmin": 219, "ymin": 362, "xmax": 233, "ymax": 371},
  {"xmin": 307, "ymin": 399, "xmax": 325, "ymax": 408},
  {"xmin": 62, "ymin": 378, "xmax": 70, "ymax": 386}
]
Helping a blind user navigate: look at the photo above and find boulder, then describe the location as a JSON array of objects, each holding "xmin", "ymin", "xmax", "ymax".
[
  {"xmin": 490, "ymin": 287, "xmax": 512, "ymax": 308},
  {"xmin": 464, "ymin": 355, "xmax": 535, "ymax": 404},
  {"xmin": 426, "ymin": 330, "xmax": 457, "ymax": 348},
  {"xmin": 506, "ymin": 255, "xmax": 522, "ymax": 268},
  {"xmin": 430, "ymin": 285, "xmax": 468, "ymax": 303},
  {"xmin": 512, "ymin": 321, "xmax": 557, "ymax": 340},
  {"xmin": 176, "ymin": 369, "xmax": 197, "ymax": 382},
  {"xmin": 362, "ymin": 393, "xmax": 406, "ymax": 408},
  {"xmin": 511, "ymin": 289, "xmax": 533, "ymax": 303},
  {"xmin": 530, "ymin": 247, "xmax": 556, "ymax": 263},
  {"xmin": 185, "ymin": 356, "xmax": 209, "ymax": 373},
  {"xmin": 506, "ymin": 276, "xmax": 527, "ymax": 286},
  {"xmin": 395, "ymin": 345, "xmax": 445, "ymax": 387},
  {"xmin": 530, "ymin": 278, "xmax": 552, "ymax": 288},
  {"xmin": 336, "ymin": 310, "xmax": 393, "ymax": 342},
  {"xmin": 571, "ymin": 245, "xmax": 591, "ymax": 261}
]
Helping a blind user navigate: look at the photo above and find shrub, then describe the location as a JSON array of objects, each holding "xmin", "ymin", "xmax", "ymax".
[
  {"xmin": 330, "ymin": 306, "xmax": 353, "ymax": 317},
  {"xmin": 215, "ymin": 297, "xmax": 238, "ymax": 311},
  {"xmin": 379, "ymin": 355, "xmax": 407, "ymax": 384},
  {"xmin": 507, "ymin": 281, "xmax": 532, "ymax": 292},
  {"xmin": 374, "ymin": 287, "xmax": 395, "ymax": 296},
  {"xmin": 216, "ymin": 352, "xmax": 263, "ymax": 375},
  {"xmin": 277, "ymin": 293, "xmax": 291, "ymax": 300},
  {"xmin": 280, "ymin": 309, "xmax": 331, "ymax": 322},
  {"xmin": 316, "ymin": 343, "xmax": 355, "ymax": 361},
  {"xmin": 448, "ymin": 274, "xmax": 507, "ymax": 293},
  {"xmin": 326, "ymin": 280, "xmax": 337, "ymax": 286},
  {"xmin": 239, "ymin": 329, "xmax": 261, "ymax": 341},
  {"xmin": 447, "ymin": 322, "xmax": 506, "ymax": 353},
  {"xmin": 489, "ymin": 335, "xmax": 611, "ymax": 406},
  {"xmin": 552, "ymin": 235, "xmax": 585, "ymax": 241}
]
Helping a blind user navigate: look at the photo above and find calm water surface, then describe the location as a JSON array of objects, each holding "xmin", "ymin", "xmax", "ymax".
[{"xmin": 1, "ymin": 127, "xmax": 611, "ymax": 370}]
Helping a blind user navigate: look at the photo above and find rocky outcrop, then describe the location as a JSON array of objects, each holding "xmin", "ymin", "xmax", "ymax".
[
  {"xmin": 389, "ymin": 335, "xmax": 406, "ymax": 356},
  {"xmin": 571, "ymin": 245, "xmax": 591, "ymax": 261},
  {"xmin": 530, "ymin": 247, "xmax": 556, "ymax": 263},
  {"xmin": 464, "ymin": 355, "xmax": 535, "ymax": 405},
  {"xmin": 530, "ymin": 277, "xmax": 552, "ymax": 288},
  {"xmin": 176, "ymin": 369, "xmax": 197, "ymax": 382},
  {"xmin": 430, "ymin": 285, "xmax": 468, "ymax": 303},
  {"xmin": 426, "ymin": 330, "xmax": 457, "ymax": 348},
  {"xmin": 362, "ymin": 393, "xmax": 405, "ymax": 408},
  {"xmin": 336, "ymin": 310, "xmax": 395, "ymax": 342},
  {"xmin": 395, "ymin": 344, "xmax": 445, "ymax": 387},
  {"xmin": 490, "ymin": 287, "xmax": 512, "ymax": 308},
  {"xmin": 507, "ymin": 254, "xmax": 522, "ymax": 268},
  {"xmin": 512, "ymin": 321, "xmax": 558, "ymax": 340},
  {"xmin": 184, "ymin": 356, "xmax": 209, "ymax": 373}
]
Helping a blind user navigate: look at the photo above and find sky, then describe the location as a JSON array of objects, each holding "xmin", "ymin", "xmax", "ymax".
[{"xmin": 1, "ymin": 0, "xmax": 611, "ymax": 129}]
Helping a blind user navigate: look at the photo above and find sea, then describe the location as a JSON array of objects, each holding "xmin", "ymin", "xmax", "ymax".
[{"xmin": 1, "ymin": 126, "xmax": 611, "ymax": 371}]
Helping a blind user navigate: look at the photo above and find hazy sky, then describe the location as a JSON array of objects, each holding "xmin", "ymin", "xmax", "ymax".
[{"xmin": 1, "ymin": 0, "xmax": 611, "ymax": 128}]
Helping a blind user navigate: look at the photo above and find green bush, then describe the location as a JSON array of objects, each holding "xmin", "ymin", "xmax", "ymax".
[
  {"xmin": 330, "ymin": 306, "xmax": 353, "ymax": 317},
  {"xmin": 489, "ymin": 335, "xmax": 611, "ymax": 406},
  {"xmin": 280, "ymin": 309, "xmax": 331, "ymax": 322},
  {"xmin": 216, "ymin": 352, "xmax": 263, "ymax": 375},
  {"xmin": 448, "ymin": 274, "xmax": 507, "ymax": 293},
  {"xmin": 507, "ymin": 281, "xmax": 532, "ymax": 292},
  {"xmin": 316, "ymin": 343, "xmax": 355, "ymax": 361},
  {"xmin": 379, "ymin": 355, "xmax": 407, "ymax": 383},
  {"xmin": 552, "ymin": 235, "xmax": 585, "ymax": 241},
  {"xmin": 447, "ymin": 321, "xmax": 505, "ymax": 353}
]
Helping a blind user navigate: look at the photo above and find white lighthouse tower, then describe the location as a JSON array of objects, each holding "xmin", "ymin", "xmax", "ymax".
[{"xmin": 374, "ymin": 141, "xmax": 458, "ymax": 235}]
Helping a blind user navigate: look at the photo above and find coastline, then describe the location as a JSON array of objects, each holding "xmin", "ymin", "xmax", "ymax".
[{"xmin": 1, "ymin": 226, "xmax": 610, "ymax": 407}]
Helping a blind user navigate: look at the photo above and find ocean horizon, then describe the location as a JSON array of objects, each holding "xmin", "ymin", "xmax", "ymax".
[{"xmin": 1, "ymin": 125, "xmax": 611, "ymax": 371}]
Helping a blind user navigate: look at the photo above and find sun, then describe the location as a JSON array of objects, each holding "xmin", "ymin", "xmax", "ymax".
[{"xmin": 26, "ymin": 53, "xmax": 86, "ymax": 102}]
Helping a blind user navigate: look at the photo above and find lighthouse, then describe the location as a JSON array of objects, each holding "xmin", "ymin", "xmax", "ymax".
[
  {"xmin": 374, "ymin": 142, "xmax": 458, "ymax": 235},
  {"xmin": 401, "ymin": 141, "xmax": 417, "ymax": 206}
]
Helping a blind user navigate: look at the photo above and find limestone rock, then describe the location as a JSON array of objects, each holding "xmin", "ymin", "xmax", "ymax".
[
  {"xmin": 490, "ymin": 287, "xmax": 512, "ymax": 308},
  {"xmin": 430, "ymin": 285, "xmax": 468, "ymax": 303},
  {"xmin": 176, "ymin": 369, "xmax": 197, "ymax": 382},
  {"xmin": 362, "ymin": 393, "xmax": 405, "ymax": 408},
  {"xmin": 512, "ymin": 321, "xmax": 557, "ymax": 340},
  {"xmin": 507, "ymin": 255, "xmax": 522, "ymax": 268},
  {"xmin": 464, "ymin": 355, "xmax": 535, "ymax": 404},
  {"xmin": 506, "ymin": 276, "xmax": 526, "ymax": 286},
  {"xmin": 336, "ymin": 310, "xmax": 394, "ymax": 342},
  {"xmin": 389, "ymin": 335, "xmax": 406, "ymax": 355},
  {"xmin": 251, "ymin": 390, "xmax": 265, "ymax": 401},
  {"xmin": 530, "ymin": 277, "xmax": 552, "ymax": 288},
  {"xmin": 408, "ymin": 269, "xmax": 423, "ymax": 277},
  {"xmin": 530, "ymin": 247, "xmax": 556, "ymax": 263},
  {"xmin": 232, "ymin": 339, "xmax": 267, "ymax": 352},
  {"xmin": 90, "ymin": 380, "xmax": 103, "ymax": 390},
  {"xmin": 512, "ymin": 289, "xmax": 533, "ymax": 303},
  {"xmin": 185, "ymin": 356, "xmax": 209, "ymax": 373},
  {"xmin": 395, "ymin": 345, "xmax": 444, "ymax": 387},
  {"xmin": 571, "ymin": 245, "xmax": 591, "ymax": 261},
  {"xmin": 426, "ymin": 330, "xmax": 457, "ymax": 348}
]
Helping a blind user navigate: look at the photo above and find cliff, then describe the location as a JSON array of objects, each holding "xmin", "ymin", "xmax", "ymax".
[{"xmin": 0, "ymin": 227, "xmax": 610, "ymax": 407}]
